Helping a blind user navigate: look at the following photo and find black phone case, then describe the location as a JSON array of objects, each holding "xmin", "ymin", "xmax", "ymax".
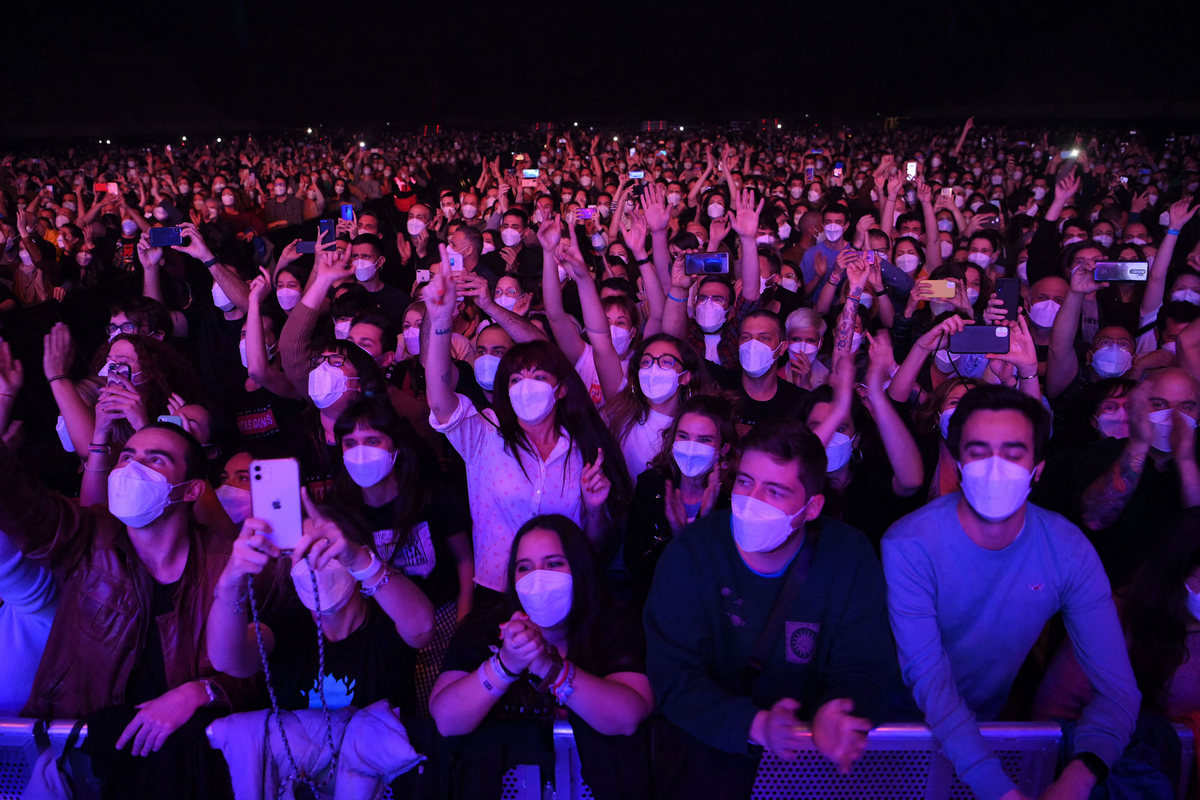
[{"xmin": 949, "ymin": 326, "xmax": 1010, "ymax": 354}]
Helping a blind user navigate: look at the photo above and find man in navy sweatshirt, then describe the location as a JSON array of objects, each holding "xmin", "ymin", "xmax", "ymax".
[
  {"xmin": 645, "ymin": 419, "xmax": 898, "ymax": 800},
  {"xmin": 883, "ymin": 386, "xmax": 1139, "ymax": 800}
]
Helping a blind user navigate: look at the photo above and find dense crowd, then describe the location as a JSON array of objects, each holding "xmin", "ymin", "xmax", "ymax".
[{"xmin": 0, "ymin": 118, "xmax": 1198, "ymax": 800}]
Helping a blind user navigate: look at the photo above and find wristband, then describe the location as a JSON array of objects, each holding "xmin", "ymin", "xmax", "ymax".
[
  {"xmin": 478, "ymin": 661, "xmax": 513, "ymax": 695},
  {"xmin": 551, "ymin": 660, "xmax": 576, "ymax": 706},
  {"xmin": 533, "ymin": 650, "xmax": 564, "ymax": 693},
  {"xmin": 666, "ymin": 292, "xmax": 687, "ymax": 303},
  {"xmin": 360, "ymin": 569, "xmax": 390, "ymax": 597},
  {"xmin": 1167, "ymin": 228, "xmax": 1182, "ymax": 237},
  {"xmin": 1016, "ymin": 371, "xmax": 1038, "ymax": 380},
  {"xmin": 199, "ymin": 679, "xmax": 221, "ymax": 706},
  {"xmin": 48, "ymin": 375, "xmax": 67, "ymax": 383},
  {"xmin": 348, "ymin": 549, "xmax": 382, "ymax": 581},
  {"xmin": 493, "ymin": 651, "xmax": 522, "ymax": 680},
  {"xmin": 632, "ymin": 257, "xmax": 652, "ymax": 267},
  {"xmin": 202, "ymin": 257, "xmax": 219, "ymax": 268},
  {"xmin": 433, "ymin": 327, "xmax": 452, "ymax": 336}
]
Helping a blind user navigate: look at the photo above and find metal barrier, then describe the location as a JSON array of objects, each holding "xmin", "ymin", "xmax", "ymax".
[{"xmin": 0, "ymin": 718, "xmax": 1192, "ymax": 800}]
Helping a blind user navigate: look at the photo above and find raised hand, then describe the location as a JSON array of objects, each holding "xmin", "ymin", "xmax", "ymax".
[
  {"xmin": 1054, "ymin": 172, "xmax": 1081, "ymax": 204},
  {"xmin": 42, "ymin": 322, "xmax": 75, "ymax": 379},
  {"xmin": 641, "ymin": 182, "xmax": 670, "ymax": 233},
  {"xmin": 137, "ymin": 232, "xmax": 164, "ymax": 269},
  {"xmin": 729, "ymin": 188, "xmax": 764, "ymax": 239},
  {"xmin": 536, "ymin": 213, "xmax": 562, "ymax": 251},
  {"xmin": 0, "ymin": 339, "xmax": 23, "ymax": 399},
  {"xmin": 1167, "ymin": 197, "xmax": 1198, "ymax": 231},
  {"xmin": 580, "ymin": 449, "xmax": 611, "ymax": 511}
]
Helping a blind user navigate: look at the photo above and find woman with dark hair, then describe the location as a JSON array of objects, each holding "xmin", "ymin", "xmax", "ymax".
[
  {"xmin": 331, "ymin": 397, "xmax": 473, "ymax": 713},
  {"xmin": 429, "ymin": 514, "xmax": 653, "ymax": 800},
  {"xmin": 424, "ymin": 271, "xmax": 631, "ymax": 602},
  {"xmin": 624, "ymin": 393, "xmax": 738, "ymax": 604}
]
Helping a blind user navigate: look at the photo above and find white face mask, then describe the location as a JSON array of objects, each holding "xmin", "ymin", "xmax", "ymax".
[
  {"xmin": 1093, "ymin": 234, "xmax": 1114, "ymax": 249},
  {"xmin": 895, "ymin": 253, "xmax": 920, "ymax": 274},
  {"xmin": 401, "ymin": 328, "xmax": 421, "ymax": 355},
  {"xmin": 707, "ymin": 202, "xmax": 726, "ymax": 219},
  {"xmin": 333, "ymin": 319, "xmax": 352, "ymax": 340},
  {"xmin": 1091, "ymin": 344, "xmax": 1133, "ymax": 378},
  {"xmin": 494, "ymin": 293, "xmax": 519, "ymax": 311},
  {"xmin": 825, "ymin": 432, "xmax": 854, "ymax": 472},
  {"xmin": 580, "ymin": 176, "xmax": 593, "ymax": 188},
  {"xmin": 509, "ymin": 378, "xmax": 557, "ymax": 423},
  {"xmin": 1032, "ymin": 186, "xmax": 1047, "ymax": 201},
  {"xmin": 1148, "ymin": 408, "xmax": 1198, "ymax": 453},
  {"xmin": 778, "ymin": 223, "xmax": 793, "ymax": 240},
  {"xmin": 639, "ymin": 365, "xmax": 680, "ymax": 403},
  {"xmin": 939, "ymin": 241, "xmax": 954, "ymax": 259},
  {"xmin": 353, "ymin": 258, "xmax": 378, "ymax": 282},
  {"xmin": 473, "ymin": 354, "xmax": 501, "ymax": 391},
  {"xmin": 808, "ymin": 190, "xmax": 823, "ymax": 204},
  {"xmin": 780, "ymin": 277, "xmax": 799, "ymax": 293},
  {"xmin": 673, "ymin": 440, "xmax": 718, "ymax": 477},
  {"xmin": 276, "ymin": 288, "xmax": 301, "ymax": 311},
  {"xmin": 481, "ymin": 241, "xmax": 495, "ymax": 254},
  {"xmin": 966, "ymin": 288, "xmax": 980, "ymax": 306},
  {"xmin": 308, "ymin": 362, "xmax": 354, "ymax": 409},
  {"xmin": 695, "ymin": 300, "xmax": 726, "ymax": 333},
  {"xmin": 739, "ymin": 339, "xmax": 778, "ymax": 377},
  {"xmin": 958, "ymin": 456, "xmax": 1033, "ymax": 521},
  {"xmin": 823, "ymin": 223, "xmax": 844, "ymax": 242},
  {"xmin": 1029, "ymin": 299, "xmax": 1061, "ymax": 328},
  {"xmin": 221, "ymin": 194, "xmax": 236, "ymax": 207},
  {"xmin": 291, "ymin": 557, "xmax": 357, "ymax": 615},
  {"xmin": 789, "ymin": 341, "xmax": 819, "ymax": 361},
  {"xmin": 609, "ymin": 325, "xmax": 632, "ymax": 356},
  {"xmin": 215, "ymin": 485, "xmax": 252, "ymax": 525},
  {"xmin": 500, "ymin": 228, "xmax": 523, "ymax": 247},
  {"xmin": 666, "ymin": 192, "xmax": 681, "ymax": 206},
  {"xmin": 591, "ymin": 232, "xmax": 607, "ymax": 251},
  {"xmin": 515, "ymin": 569, "xmax": 574, "ymax": 628},
  {"xmin": 1016, "ymin": 260, "xmax": 1029, "ymax": 282},
  {"xmin": 406, "ymin": 218, "xmax": 427, "ymax": 237},
  {"xmin": 121, "ymin": 219, "xmax": 139, "ymax": 237},
  {"xmin": 936, "ymin": 218, "xmax": 954, "ymax": 233},
  {"xmin": 731, "ymin": 493, "xmax": 806, "ymax": 553},
  {"xmin": 211, "ymin": 282, "xmax": 235, "ymax": 312},
  {"xmin": 939, "ymin": 408, "xmax": 955, "ymax": 439},
  {"xmin": 343, "ymin": 444, "xmax": 397, "ymax": 488},
  {"xmin": 789, "ymin": 186, "xmax": 804, "ymax": 199},
  {"xmin": 460, "ymin": 203, "xmax": 478, "ymax": 219},
  {"xmin": 108, "ymin": 460, "xmax": 183, "ymax": 528},
  {"xmin": 1095, "ymin": 409, "xmax": 1128, "ymax": 439},
  {"xmin": 967, "ymin": 252, "xmax": 992, "ymax": 269},
  {"xmin": 1171, "ymin": 289, "xmax": 1200, "ymax": 306}
]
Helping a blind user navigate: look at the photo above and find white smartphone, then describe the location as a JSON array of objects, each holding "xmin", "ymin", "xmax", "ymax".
[
  {"xmin": 250, "ymin": 458, "xmax": 302, "ymax": 550},
  {"xmin": 447, "ymin": 251, "xmax": 464, "ymax": 272},
  {"xmin": 415, "ymin": 268, "xmax": 432, "ymax": 284}
]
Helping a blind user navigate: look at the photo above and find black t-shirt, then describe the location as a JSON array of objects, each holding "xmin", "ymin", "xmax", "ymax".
[
  {"xmin": 358, "ymin": 483, "xmax": 470, "ymax": 608},
  {"xmin": 125, "ymin": 579, "xmax": 178, "ymax": 705},
  {"xmin": 726, "ymin": 376, "xmax": 809, "ymax": 429},
  {"xmin": 264, "ymin": 603, "xmax": 417, "ymax": 714},
  {"xmin": 272, "ymin": 413, "xmax": 341, "ymax": 501},
  {"xmin": 229, "ymin": 386, "xmax": 306, "ymax": 447},
  {"xmin": 825, "ymin": 456, "xmax": 924, "ymax": 550},
  {"xmin": 365, "ymin": 282, "xmax": 411, "ymax": 323}
]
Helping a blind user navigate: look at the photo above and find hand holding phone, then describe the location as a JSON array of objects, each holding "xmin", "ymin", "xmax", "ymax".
[{"xmin": 250, "ymin": 459, "xmax": 302, "ymax": 550}]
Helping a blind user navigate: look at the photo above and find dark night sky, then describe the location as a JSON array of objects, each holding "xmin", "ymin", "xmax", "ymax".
[{"xmin": 3, "ymin": 0, "xmax": 1198, "ymax": 142}]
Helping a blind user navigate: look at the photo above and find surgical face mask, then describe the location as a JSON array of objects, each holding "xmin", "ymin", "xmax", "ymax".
[
  {"xmin": 739, "ymin": 339, "xmax": 778, "ymax": 377},
  {"xmin": 1032, "ymin": 186, "xmax": 1047, "ymax": 201},
  {"xmin": 343, "ymin": 444, "xmax": 397, "ymax": 488},
  {"xmin": 969, "ymin": 201, "xmax": 983, "ymax": 213},
  {"xmin": 1171, "ymin": 289, "xmax": 1200, "ymax": 306},
  {"xmin": 1029, "ymin": 299, "xmax": 1061, "ymax": 328},
  {"xmin": 967, "ymin": 252, "xmax": 991, "ymax": 269},
  {"xmin": 500, "ymin": 228, "xmax": 522, "ymax": 247},
  {"xmin": 55, "ymin": 214, "xmax": 71, "ymax": 229},
  {"xmin": 211, "ymin": 282, "xmax": 235, "ymax": 312},
  {"xmin": 276, "ymin": 288, "xmax": 301, "ymax": 311},
  {"xmin": 778, "ymin": 223, "xmax": 792, "ymax": 240},
  {"xmin": 939, "ymin": 241, "xmax": 954, "ymax": 259},
  {"xmin": 221, "ymin": 194, "xmax": 236, "ymax": 207},
  {"xmin": 667, "ymin": 192, "xmax": 682, "ymax": 205},
  {"xmin": 597, "ymin": 204, "xmax": 611, "ymax": 218},
  {"xmin": 990, "ymin": 174, "xmax": 1004, "ymax": 186},
  {"xmin": 215, "ymin": 485, "xmax": 252, "ymax": 525},
  {"xmin": 1017, "ymin": 260, "xmax": 1029, "ymax": 282},
  {"xmin": 789, "ymin": 341, "xmax": 819, "ymax": 361},
  {"xmin": 939, "ymin": 408, "xmax": 954, "ymax": 439},
  {"xmin": 673, "ymin": 440, "xmax": 717, "ymax": 478},
  {"xmin": 781, "ymin": 277, "xmax": 799, "ymax": 293},
  {"xmin": 707, "ymin": 202, "xmax": 726, "ymax": 219},
  {"xmin": 473, "ymin": 354, "xmax": 501, "ymax": 391},
  {"xmin": 272, "ymin": 184, "xmax": 288, "ymax": 197},
  {"xmin": 930, "ymin": 300, "xmax": 955, "ymax": 317},
  {"xmin": 638, "ymin": 365, "xmax": 679, "ymax": 403},
  {"xmin": 515, "ymin": 569, "xmax": 573, "ymax": 628},
  {"xmin": 1091, "ymin": 344, "xmax": 1132, "ymax": 378},
  {"xmin": 1148, "ymin": 408, "xmax": 1198, "ymax": 453},
  {"xmin": 331, "ymin": 319, "xmax": 351, "ymax": 340},
  {"xmin": 481, "ymin": 241, "xmax": 495, "ymax": 254},
  {"xmin": 966, "ymin": 288, "xmax": 980, "ymax": 306},
  {"xmin": 121, "ymin": 219, "xmax": 139, "ymax": 237},
  {"xmin": 591, "ymin": 232, "xmax": 607, "ymax": 251},
  {"xmin": 291, "ymin": 557, "xmax": 357, "ymax": 615},
  {"xmin": 609, "ymin": 325, "xmax": 632, "ymax": 357},
  {"xmin": 1095, "ymin": 409, "xmax": 1128, "ymax": 439},
  {"xmin": 958, "ymin": 456, "xmax": 1033, "ymax": 521},
  {"xmin": 63, "ymin": 200, "xmax": 77, "ymax": 211},
  {"xmin": 152, "ymin": 206, "xmax": 169, "ymax": 221},
  {"xmin": 406, "ymin": 218, "xmax": 426, "ymax": 237},
  {"xmin": 308, "ymin": 362, "xmax": 354, "ymax": 409},
  {"xmin": 495, "ymin": 293, "xmax": 519, "ymax": 311},
  {"xmin": 108, "ymin": 460, "xmax": 183, "ymax": 528},
  {"xmin": 896, "ymin": 253, "xmax": 920, "ymax": 274},
  {"xmin": 1093, "ymin": 234, "xmax": 1114, "ymax": 249},
  {"xmin": 936, "ymin": 218, "xmax": 954, "ymax": 233},
  {"xmin": 823, "ymin": 223, "xmax": 844, "ymax": 242},
  {"xmin": 580, "ymin": 176, "xmax": 593, "ymax": 188},
  {"xmin": 731, "ymin": 493, "xmax": 805, "ymax": 553},
  {"xmin": 825, "ymin": 432, "xmax": 854, "ymax": 472},
  {"xmin": 402, "ymin": 328, "xmax": 421, "ymax": 355},
  {"xmin": 352, "ymin": 258, "xmax": 378, "ymax": 282},
  {"xmin": 807, "ymin": 190, "xmax": 823, "ymax": 204},
  {"xmin": 788, "ymin": 186, "xmax": 804, "ymax": 200},
  {"xmin": 460, "ymin": 203, "xmax": 478, "ymax": 219},
  {"xmin": 509, "ymin": 378, "xmax": 557, "ymax": 423},
  {"xmin": 695, "ymin": 300, "xmax": 726, "ymax": 333}
]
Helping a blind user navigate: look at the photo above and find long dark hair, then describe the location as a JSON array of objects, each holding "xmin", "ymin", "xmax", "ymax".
[
  {"xmin": 331, "ymin": 397, "xmax": 430, "ymax": 536},
  {"xmin": 647, "ymin": 393, "xmax": 739, "ymax": 485},
  {"xmin": 505, "ymin": 515, "xmax": 608, "ymax": 671},
  {"xmin": 491, "ymin": 340, "xmax": 632, "ymax": 504},
  {"xmin": 606, "ymin": 333, "xmax": 706, "ymax": 446},
  {"xmin": 1124, "ymin": 509, "xmax": 1200, "ymax": 710}
]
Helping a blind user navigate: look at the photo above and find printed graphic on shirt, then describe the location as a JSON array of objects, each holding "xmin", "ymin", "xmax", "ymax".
[
  {"xmin": 374, "ymin": 522, "xmax": 436, "ymax": 578},
  {"xmin": 307, "ymin": 673, "xmax": 356, "ymax": 710},
  {"xmin": 785, "ymin": 621, "xmax": 820, "ymax": 664},
  {"xmin": 235, "ymin": 406, "xmax": 280, "ymax": 439},
  {"xmin": 720, "ymin": 586, "xmax": 749, "ymax": 627}
]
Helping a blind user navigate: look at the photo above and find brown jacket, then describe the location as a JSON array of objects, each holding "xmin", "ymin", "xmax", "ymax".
[{"xmin": 0, "ymin": 443, "xmax": 256, "ymax": 718}]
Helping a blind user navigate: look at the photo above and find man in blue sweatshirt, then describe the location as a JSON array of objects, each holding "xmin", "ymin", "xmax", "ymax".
[
  {"xmin": 883, "ymin": 386, "xmax": 1139, "ymax": 800},
  {"xmin": 645, "ymin": 419, "xmax": 898, "ymax": 800}
]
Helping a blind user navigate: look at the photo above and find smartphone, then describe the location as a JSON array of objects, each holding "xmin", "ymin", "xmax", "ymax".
[
  {"xmin": 514, "ymin": 154, "xmax": 526, "ymax": 162},
  {"xmin": 995, "ymin": 277, "xmax": 1020, "ymax": 321},
  {"xmin": 1094, "ymin": 261, "xmax": 1149, "ymax": 282},
  {"xmin": 250, "ymin": 458, "xmax": 302, "ymax": 550},
  {"xmin": 832, "ymin": 161, "xmax": 844, "ymax": 180},
  {"xmin": 950, "ymin": 325, "xmax": 1010, "ymax": 355},
  {"xmin": 684, "ymin": 252, "xmax": 730, "ymax": 275},
  {"xmin": 157, "ymin": 415, "xmax": 185, "ymax": 428},
  {"xmin": 941, "ymin": 188, "xmax": 954, "ymax": 201},
  {"xmin": 629, "ymin": 170, "xmax": 645, "ymax": 180},
  {"xmin": 415, "ymin": 268, "xmax": 432, "ymax": 284},
  {"xmin": 1060, "ymin": 149, "xmax": 1077, "ymax": 160},
  {"xmin": 340, "ymin": 203, "xmax": 354, "ymax": 222},
  {"xmin": 148, "ymin": 226, "xmax": 183, "ymax": 247},
  {"xmin": 852, "ymin": 250, "xmax": 876, "ymax": 265},
  {"xmin": 296, "ymin": 241, "xmax": 316, "ymax": 254},
  {"xmin": 1119, "ymin": 176, "xmax": 1129, "ymax": 188},
  {"xmin": 905, "ymin": 161, "xmax": 918, "ymax": 181},
  {"xmin": 628, "ymin": 147, "xmax": 637, "ymax": 157},
  {"xmin": 576, "ymin": 207, "xmax": 594, "ymax": 220},
  {"xmin": 812, "ymin": 148, "xmax": 824, "ymax": 155},
  {"xmin": 804, "ymin": 165, "xmax": 815, "ymax": 182},
  {"xmin": 447, "ymin": 251, "xmax": 464, "ymax": 273},
  {"xmin": 93, "ymin": 181, "xmax": 115, "ymax": 194},
  {"xmin": 923, "ymin": 279, "xmax": 957, "ymax": 299},
  {"xmin": 317, "ymin": 219, "xmax": 337, "ymax": 251},
  {"xmin": 106, "ymin": 363, "xmax": 132, "ymax": 385}
]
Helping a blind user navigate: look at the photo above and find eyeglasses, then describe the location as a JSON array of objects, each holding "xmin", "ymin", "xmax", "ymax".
[
  {"xmin": 495, "ymin": 288, "xmax": 521, "ymax": 298},
  {"xmin": 639, "ymin": 353, "xmax": 682, "ymax": 371},
  {"xmin": 310, "ymin": 353, "xmax": 348, "ymax": 369},
  {"xmin": 106, "ymin": 321, "xmax": 141, "ymax": 337},
  {"xmin": 1094, "ymin": 338, "xmax": 1133, "ymax": 352}
]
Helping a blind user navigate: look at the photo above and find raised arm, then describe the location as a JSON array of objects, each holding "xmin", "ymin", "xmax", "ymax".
[
  {"xmin": 459, "ymin": 274, "xmax": 546, "ymax": 344},
  {"xmin": 729, "ymin": 187, "xmax": 764, "ymax": 304},
  {"xmin": 949, "ymin": 116, "xmax": 974, "ymax": 160},
  {"xmin": 423, "ymin": 261, "xmax": 462, "ymax": 425},
  {"xmin": 641, "ymin": 181, "xmax": 674, "ymax": 296},
  {"xmin": 1046, "ymin": 265, "xmax": 1103, "ymax": 399},
  {"xmin": 1079, "ymin": 384, "xmax": 1152, "ymax": 531},
  {"xmin": 621, "ymin": 209, "xmax": 665, "ymax": 335},
  {"xmin": 172, "ymin": 223, "xmax": 251, "ymax": 312},
  {"xmin": 864, "ymin": 332, "xmax": 923, "ymax": 496},
  {"xmin": 246, "ymin": 270, "xmax": 302, "ymax": 398},
  {"xmin": 561, "ymin": 219, "xmax": 625, "ymax": 402},
  {"xmin": 887, "ymin": 315, "xmax": 968, "ymax": 404},
  {"xmin": 537, "ymin": 214, "xmax": 587, "ymax": 363},
  {"xmin": 1140, "ymin": 200, "xmax": 1197, "ymax": 318},
  {"xmin": 207, "ymin": 521, "xmax": 280, "ymax": 678}
]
